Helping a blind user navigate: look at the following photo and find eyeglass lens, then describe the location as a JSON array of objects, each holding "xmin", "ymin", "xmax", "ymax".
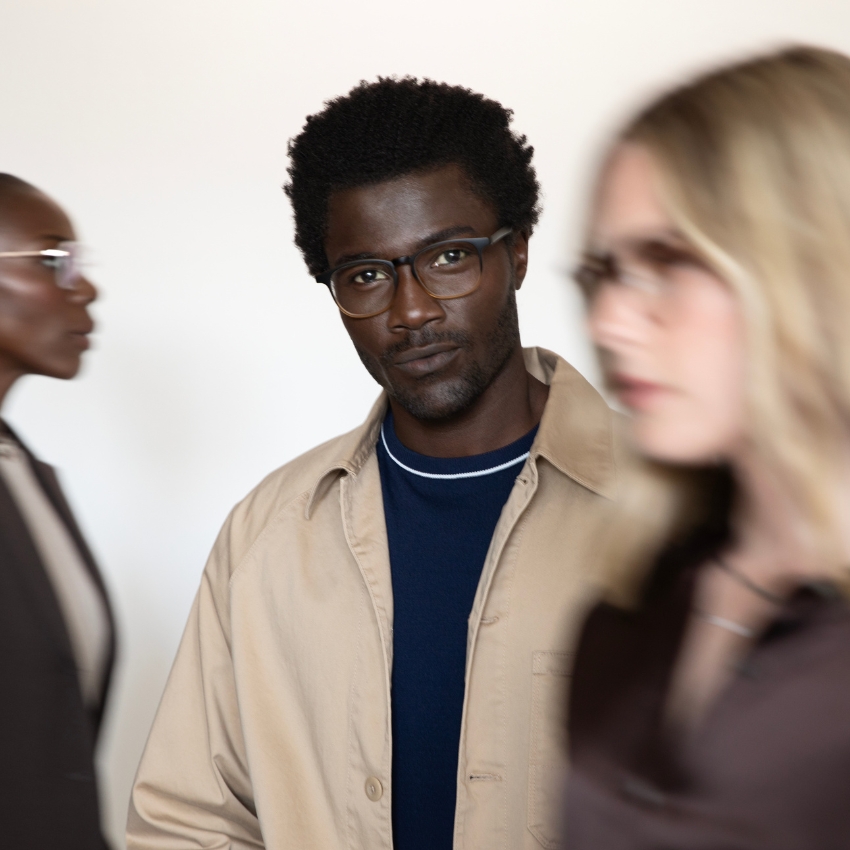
[
  {"xmin": 331, "ymin": 241, "xmax": 483, "ymax": 317},
  {"xmin": 54, "ymin": 242, "xmax": 82, "ymax": 290},
  {"xmin": 574, "ymin": 254, "xmax": 665, "ymax": 301}
]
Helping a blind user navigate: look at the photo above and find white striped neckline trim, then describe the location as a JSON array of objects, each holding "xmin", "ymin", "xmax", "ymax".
[{"xmin": 380, "ymin": 425, "xmax": 530, "ymax": 481}]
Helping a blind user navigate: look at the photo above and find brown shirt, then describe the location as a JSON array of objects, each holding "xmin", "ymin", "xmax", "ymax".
[{"xmin": 565, "ymin": 526, "xmax": 850, "ymax": 850}]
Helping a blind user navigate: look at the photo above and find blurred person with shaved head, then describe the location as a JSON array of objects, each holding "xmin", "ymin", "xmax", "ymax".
[{"xmin": 0, "ymin": 175, "xmax": 115, "ymax": 850}]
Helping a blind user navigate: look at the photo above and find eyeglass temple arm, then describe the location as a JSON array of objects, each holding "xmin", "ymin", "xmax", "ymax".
[{"xmin": 0, "ymin": 249, "xmax": 70, "ymax": 259}]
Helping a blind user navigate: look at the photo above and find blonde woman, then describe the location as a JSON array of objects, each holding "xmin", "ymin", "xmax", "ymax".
[{"xmin": 564, "ymin": 47, "xmax": 850, "ymax": 848}]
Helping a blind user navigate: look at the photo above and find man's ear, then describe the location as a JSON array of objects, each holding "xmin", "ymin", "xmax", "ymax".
[{"xmin": 511, "ymin": 231, "xmax": 530, "ymax": 290}]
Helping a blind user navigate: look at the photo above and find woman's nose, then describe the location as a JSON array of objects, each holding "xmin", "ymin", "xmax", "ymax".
[{"xmin": 588, "ymin": 284, "xmax": 649, "ymax": 354}]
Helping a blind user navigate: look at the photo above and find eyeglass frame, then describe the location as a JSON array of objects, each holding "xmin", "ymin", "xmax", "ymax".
[
  {"xmin": 316, "ymin": 226, "xmax": 514, "ymax": 319},
  {"xmin": 0, "ymin": 241, "xmax": 84, "ymax": 291},
  {"xmin": 572, "ymin": 251, "xmax": 675, "ymax": 302}
]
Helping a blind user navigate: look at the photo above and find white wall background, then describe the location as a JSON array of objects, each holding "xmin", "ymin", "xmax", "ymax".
[{"xmin": 2, "ymin": 0, "xmax": 849, "ymax": 843}]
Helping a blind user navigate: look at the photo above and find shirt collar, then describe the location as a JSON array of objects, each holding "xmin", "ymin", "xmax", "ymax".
[
  {"xmin": 522, "ymin": 347, "xmax": 618, "ymax": 500},
  {"xmin": 306, "ymin": 346, "xmax": 618, "ymax": 516}
]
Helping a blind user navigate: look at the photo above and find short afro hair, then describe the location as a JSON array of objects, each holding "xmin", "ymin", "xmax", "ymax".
[{"xmin": 284, "ymin": 77, "xmax": 541, "ymax": 276}]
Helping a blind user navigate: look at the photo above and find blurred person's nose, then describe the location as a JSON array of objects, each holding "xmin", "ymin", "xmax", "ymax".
[
  {"xmin": 387, "ymin": 264, "xmax": 445, "ymax": 332},
  {"xmin": 69, "ymin": 274, "xmax": 97, "ymax": 307},
  {"xmin": 589, "ymin": 284, "xmax": 652, "ymax": 354}
]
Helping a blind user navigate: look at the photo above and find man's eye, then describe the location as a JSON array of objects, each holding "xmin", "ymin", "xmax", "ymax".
[
  {"xmin": 351, "ymin": 268, "xmax": 390, "ymax": 285},
  {"xmin": 432, "ymin": 248, "xmax": 470, "ymax": 267},
  {"xmin": 39, "ymin": 257, "xmax": 62, "ymax": 270}
]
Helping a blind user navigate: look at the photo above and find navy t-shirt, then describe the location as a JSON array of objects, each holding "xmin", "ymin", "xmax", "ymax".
[{"xmin": 376, "ymin": 410, "xmax": 538, "ymax": 849}]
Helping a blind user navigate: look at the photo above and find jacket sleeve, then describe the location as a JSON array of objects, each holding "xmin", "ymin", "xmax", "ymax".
[{"xmin": 127, "ymin": 512, "xmax": 264, "ymax": 849}]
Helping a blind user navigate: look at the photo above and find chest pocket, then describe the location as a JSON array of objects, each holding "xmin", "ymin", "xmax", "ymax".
[{"xmin": 527, "ymin": 650, "xmax": 572, "ymax": 848}]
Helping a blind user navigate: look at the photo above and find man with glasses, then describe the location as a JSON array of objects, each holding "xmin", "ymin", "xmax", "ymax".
[{"xmin": 129, "ymin": 79, "xmax": 618, "ymax": 850}]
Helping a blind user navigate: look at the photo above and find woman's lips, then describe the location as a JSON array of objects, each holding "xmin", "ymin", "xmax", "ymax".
[
  {"xmin": 611, "ymin": 374, "xmax": 668, "ymax": 410},
  {"xmin": 393, "ymin": 344, "xmax": 459, "ymax": 376}
]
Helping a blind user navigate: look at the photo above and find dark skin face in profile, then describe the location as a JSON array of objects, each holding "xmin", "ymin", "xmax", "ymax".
[
  {"xmin": 0, "ymin": 187, "xmax": 97, "ymax": 410},
  {"xmin": 324, "ymin": 164, "xmax": 548, "ymax": 457}
]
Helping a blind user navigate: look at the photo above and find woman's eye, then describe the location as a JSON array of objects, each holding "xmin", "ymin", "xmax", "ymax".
[
  {"xmin": 352, "ymin": 268, "xmax": 390, "ymax": 285},
  {"xmin": 433, "ymin": 248, "xmax": 469, "ymax": 267},
  {"xmin": 573, "ymin": 253, "xmax": 615, "ymax": 297},
  {"xmin": 39, "ymin": 257, "xmax": 61, "ymax": 270},
  {"xmin": 573, "ymin": 264, "xmax": 603, "ymax": 298},
  {"xmin": 643, "ymin": 243, "xmax": 704, "ymax": 271}
]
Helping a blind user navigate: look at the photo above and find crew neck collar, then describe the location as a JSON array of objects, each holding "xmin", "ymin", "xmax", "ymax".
[{"xmin": 380, "ymin": 408, "xmax": 538, "ymax": 480}]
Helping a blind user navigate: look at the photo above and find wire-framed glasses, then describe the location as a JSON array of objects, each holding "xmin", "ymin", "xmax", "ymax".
[
  {"xmin": 316, "ymin": 226, "xmax": 513, "ymax": 318},
  {"xmin": 573, "ymin": 249, "xmax": 694, "ymax": 303},
  {"xmin": 0, "ymin": 241, "xmax": 85, "ymax": 290}
]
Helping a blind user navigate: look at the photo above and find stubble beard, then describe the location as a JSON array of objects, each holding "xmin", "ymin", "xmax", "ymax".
[{"xmin": 354, "ymin": 287, "xmax": 521, "ymax": 422}]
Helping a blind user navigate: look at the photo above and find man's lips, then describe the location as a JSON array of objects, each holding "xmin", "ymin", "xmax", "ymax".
[{"xmin": 392, "ymin": 343, "xmax": 460, "ymax": 376}]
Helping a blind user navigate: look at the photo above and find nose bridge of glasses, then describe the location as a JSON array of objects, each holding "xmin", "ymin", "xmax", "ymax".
[
  {"xmin": 394, "ymin": 257, "xmax": 434, "ymax": 300},
  {"xmin": 618, "ymin": 263, "xmax": 665, "ymax": 297},
  {"xmin": 387, "ymin": 258, "xmax": 444, "ymax": 321},
  {"xmin": 391, "ymin": 253, "xmax": 418, "ymax": 278}
]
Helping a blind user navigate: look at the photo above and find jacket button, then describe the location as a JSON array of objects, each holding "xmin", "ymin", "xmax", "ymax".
[{"xmin": 365, "ymin": 776, "xmax": 383, "ymax": 802}]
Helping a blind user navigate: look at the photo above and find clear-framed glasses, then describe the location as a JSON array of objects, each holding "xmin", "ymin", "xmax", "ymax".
[
  {"xmin": 571, "ymin": 245, "xmax": 716, "ymax": 305},
  {"xmin": 316, "ymin": 226, "xmax": 513, "ymax": 319},
  {"xmin": 0, "ymin": 241, "xmax": 85, "ymax": 290},
  {"xmin": 572, "ymin": 251, "xmax": 672, "ymax": 303}
]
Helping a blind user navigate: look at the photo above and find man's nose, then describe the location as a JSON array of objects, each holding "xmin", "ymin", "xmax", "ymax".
[{"xmin": 386, "ymin": 264, "xmax": 444, "ymax": 331}]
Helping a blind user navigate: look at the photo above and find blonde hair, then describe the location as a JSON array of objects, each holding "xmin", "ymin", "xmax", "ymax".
[{"xmin": 596, "ymin": 46, "xmax": 850, "ymax": 605}]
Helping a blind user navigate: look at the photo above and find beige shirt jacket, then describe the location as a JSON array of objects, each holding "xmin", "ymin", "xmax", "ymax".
[{"xmin": 128, "ymin": 347, "xmax": 619, "ymax": 850}]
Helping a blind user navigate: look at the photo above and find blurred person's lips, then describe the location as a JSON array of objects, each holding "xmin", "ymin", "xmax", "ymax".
[
  {"xmin": 393, "ymin": 343, "xmax": 459, "ymax": 376},
  {"xmin": 611, "ymin": 373, "xmax": 669, "ymax": 410},
  {"xmin": 68, "ymin": 317, "xmax": 94, "ymax": 348}
]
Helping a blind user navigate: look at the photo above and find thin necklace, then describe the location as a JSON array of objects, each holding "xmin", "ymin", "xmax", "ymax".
[
  {"xmin": 694, "ymin": 557, "xmax": 785, "ymax": 640},
  {"xmin": 696, "ymin": 611, "xmax": 755, "ymax": 639},
  {"xmin": 714, "ymin": 556, "xmax": 785, "ymax": 605}
]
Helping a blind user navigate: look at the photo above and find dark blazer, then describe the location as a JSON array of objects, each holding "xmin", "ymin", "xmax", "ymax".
[{"xmin": 0, "ymin": 425, "xmax": 115, "ymax": 850}]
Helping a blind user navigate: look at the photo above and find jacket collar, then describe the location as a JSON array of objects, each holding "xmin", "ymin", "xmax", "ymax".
[
  {"xmin": 306, "ymin": 346, "xmax": 616, "ymax": 514},
  {"xmin": 0, "ymin": 417, "xmax": 116, "ymax": 722},
  {"xmin": 523, "ymin": 347, "xmax": 617, "ymax": 500}
]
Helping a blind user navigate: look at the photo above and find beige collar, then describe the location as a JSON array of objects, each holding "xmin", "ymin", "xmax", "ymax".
[{"xmin": 306, "ymin": 346, "xmax": 617, "ymax": 516}]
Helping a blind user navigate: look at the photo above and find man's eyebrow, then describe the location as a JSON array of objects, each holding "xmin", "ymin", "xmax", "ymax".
[{"xmin": 333, "ymin": 225, "xmax": 479, "ymax": 266}]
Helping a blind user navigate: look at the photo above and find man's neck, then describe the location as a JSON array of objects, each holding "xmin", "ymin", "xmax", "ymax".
[{"xmin": 388, "ymin": 347, "xmax": 549, "ymax": 458}]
